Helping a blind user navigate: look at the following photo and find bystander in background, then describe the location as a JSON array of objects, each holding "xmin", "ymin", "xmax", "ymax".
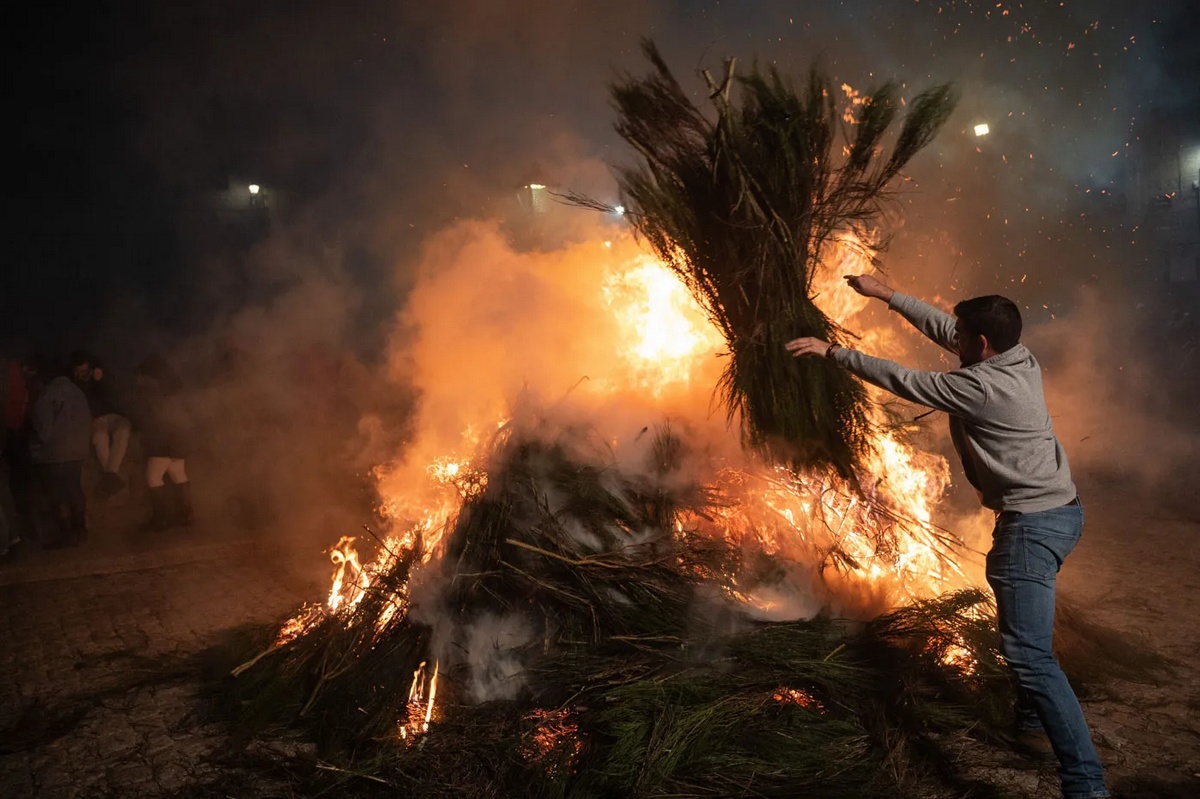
[
  {"xmin": 28, "ymin": 356, "xmax": 93, "ymax": 548},
  {"xmin": 133, "ymin": 355, "xmax": 193, "ymax": 530},
  {"xmin": 71, "ymin": 349, "xmax": 132, "ymax": 498}
]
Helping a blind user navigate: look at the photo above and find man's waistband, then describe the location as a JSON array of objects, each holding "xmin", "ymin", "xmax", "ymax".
[{"xmin": 996, "ymin": 496, "xmax": 1080, "ymax": 523}]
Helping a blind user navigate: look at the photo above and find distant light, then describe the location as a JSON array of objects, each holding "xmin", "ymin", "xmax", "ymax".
[
  {"xmin": 614, "ymin": 205, "xmax": 626, "ymax": 216},
  {"xmin": 528, "ymin": 183, "xmax": 546, "ymax": 190},
  {"xmin": 603, "ymin": 240, "xmax": 613, "ymax": 248},
  {"xmin": 248, "ymin": 184, "xmax": 261, "ymax": 195},
  {"xmin": 973, "ymin": 123, "xmax": 990, "ymax": 137}
]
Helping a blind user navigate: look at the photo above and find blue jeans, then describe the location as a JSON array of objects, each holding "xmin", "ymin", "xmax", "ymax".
[{"xmin": 986, "ymin": 502, "xmax": 1109, "ymax": 799}]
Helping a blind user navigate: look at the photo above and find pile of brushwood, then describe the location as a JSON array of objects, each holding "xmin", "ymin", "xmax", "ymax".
[
  {"xmin": 217, "ymin": 421, "xmax": 1023, "ymax": 799},
  {"xmin": 566, "ymin": 42, "xmax": 956, "ymax": 477}
]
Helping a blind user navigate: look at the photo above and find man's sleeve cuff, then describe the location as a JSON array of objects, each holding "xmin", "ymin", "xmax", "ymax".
[{"xmin": 887, "ymin": 291, "xmax": 911, "ymax": 312}]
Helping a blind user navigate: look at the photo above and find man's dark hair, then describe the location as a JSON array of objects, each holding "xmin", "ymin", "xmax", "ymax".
[
  {"xmin": 70, "ymin": 349, "xmax": 94, "ymax": 368},
  {"xmin": 953, "ymin": 295, "xmax": 1022, "ymax": 353}
]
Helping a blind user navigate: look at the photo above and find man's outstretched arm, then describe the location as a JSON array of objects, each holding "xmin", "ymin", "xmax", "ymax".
[
  {"xmin": 844, "ymin": 274, "xmax": 959, "ymax": 354},
  {"xmin": 785, "ymin": 337, "xmax": 987, "ymax": 416}
]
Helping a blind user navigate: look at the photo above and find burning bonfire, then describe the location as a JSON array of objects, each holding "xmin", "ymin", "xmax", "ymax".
[{"xmin": 224, "ymin": 49, "xmax": 1039, "ymax": 797}]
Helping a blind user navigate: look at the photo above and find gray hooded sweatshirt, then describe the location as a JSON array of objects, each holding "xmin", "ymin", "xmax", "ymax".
[{"xmin": 830, "ymin": 292, "xmax": 1077, "ymax": 514}]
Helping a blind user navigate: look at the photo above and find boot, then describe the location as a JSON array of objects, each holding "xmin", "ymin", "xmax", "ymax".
[
  {"xmin": 174, "ymin": 481, "xmax": 194, "ymax": 527},
  {"xmin": 147, "ymin": 485, "xmax": 172, "ymax": 531}
]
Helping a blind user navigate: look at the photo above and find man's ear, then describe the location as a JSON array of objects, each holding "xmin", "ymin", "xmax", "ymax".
[{"xmin": 978, "ymin": 333, "xmax": 993, "ymax": 355}]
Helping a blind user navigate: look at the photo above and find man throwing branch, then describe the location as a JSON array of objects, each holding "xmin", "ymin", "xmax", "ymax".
[{"xmin": 786, "ymin": 274, "xmax": 1108, "ymax": 799}]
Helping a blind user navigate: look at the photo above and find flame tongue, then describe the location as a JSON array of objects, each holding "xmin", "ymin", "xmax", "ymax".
[
  {"xmin": 328, "ymin": 535, "xmax": 367, "ymax": 613},
  {"xmin": 424, "ymin": 661, "xmax": 439, "ymax": 730},
  {"xmin": 399, "ymin": 660, "xmax": 439, "ymax": 739}
]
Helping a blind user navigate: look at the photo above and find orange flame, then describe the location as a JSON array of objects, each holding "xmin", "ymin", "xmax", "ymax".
[
  {"xmin": 327, "ymin": 535, "xmax": 368, "ymax": 613},
  {"xmin": 399, "ymin": 659, "xmax": 440, "ymax": 740},
  {"xmin": 600, "ymin": 255, "xmax": 724, "ymax": 395}
]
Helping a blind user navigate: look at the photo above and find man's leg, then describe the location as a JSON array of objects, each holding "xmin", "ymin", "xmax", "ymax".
[
  {"xmin": 146, "ymin": 457, "xmax": 172, "ymax": 530},
  {"xmin": 94, "ymin": 415, "xmax": 130, "ymax": 496},
  {"xmin": 165, "ymin": 459, "xmax": 192, "ymax": 525},
  {"xmin": 986, "ymin": 507, "xmax": 1108, "ymax": 799},
  {"xmin": 107, "ymin": 415, "xmax": 131, "ymax": 474},
  {"xmin": 38, "ymin": 463, "xmax": 76, "ymax": 548},
  {"xmin": 61, "ymin": 461, "xmax": 87, "ymax": 542},
  {"xmin": 5, "ymin": 434, "xmax": 34, "ymax": 541},
  {"xmin": 92, "ymin": 416, "xmax": 111, "ymax": 470}
]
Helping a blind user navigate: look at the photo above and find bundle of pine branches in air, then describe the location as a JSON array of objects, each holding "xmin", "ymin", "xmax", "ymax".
[{"xmin": 593, "ymin": 41, "xmax": 956, "ymax": 476}]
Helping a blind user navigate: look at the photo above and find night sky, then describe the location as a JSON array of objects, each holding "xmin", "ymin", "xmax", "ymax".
[{"xmin": 5, "ymin": 0, "xmax": 1199, "ymax": 361}]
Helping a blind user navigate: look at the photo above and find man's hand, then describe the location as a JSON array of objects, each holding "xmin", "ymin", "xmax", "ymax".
[
  {"xmin": 785, "ymin": 337, "xmax": 833, "ymax": 358},
  {"xmin": 844, "ymin": 274, "xmax": 894, "ymax": 303}
]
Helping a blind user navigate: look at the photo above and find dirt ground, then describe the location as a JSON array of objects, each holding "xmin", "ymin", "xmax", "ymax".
[{"xmin": 1, "ymin": 466, "xmax": 1198, "ymax": 798}]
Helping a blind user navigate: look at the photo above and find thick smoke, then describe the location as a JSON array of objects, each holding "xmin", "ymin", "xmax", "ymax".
[{"xmin": 57, "ymin": 1, "xmax": 1195, "ymax": 572}]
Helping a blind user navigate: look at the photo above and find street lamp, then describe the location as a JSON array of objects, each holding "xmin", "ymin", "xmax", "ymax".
[
  {"xmin": 973, "ymin": 123, "xmax": 990, "ymax": 137},
  {"xmin": 248, "ymin": 184, "xmax": 261, "ymax": 195}
]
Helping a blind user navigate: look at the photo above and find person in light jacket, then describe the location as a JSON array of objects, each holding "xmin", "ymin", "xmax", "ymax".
[
  {"xmin": 27, "ymin": 357, "xmax": 93, "ymax": 548},
  {"xmin": 787, "ymin": 274, "xmax": 1108, "ymax": 799}
]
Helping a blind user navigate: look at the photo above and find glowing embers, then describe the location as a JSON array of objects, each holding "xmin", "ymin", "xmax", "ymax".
[
  {"xmin": 273, "ymin": 604, "xmax": 323, "ymax": 647},
  {"xmin": 940, "ymin": 633, "xmax": 980, "ymax": 675},
  {"xmin": 522, "ymin": 707, "xmax": 585, "ymax": 775},
  {"xmin": 933, "ymin": 601, "xmax": 995, "ymax": 676},
  {"xmin": 399, "ymin": 660, "xmax": 440, "ymax": 740},
  {"xmin": 772, "ymin": 687, "xmax": 827, "ymax": 713},
  {"xmin": 426, "ymin": 455, "xmax": 489, "ymax": 499}
]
